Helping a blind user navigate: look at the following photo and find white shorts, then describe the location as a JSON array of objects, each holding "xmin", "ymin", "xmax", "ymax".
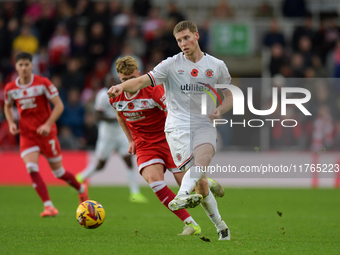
[
  {"xmin": 165, "ymin": 126, "xmax": 217, "ymax": 172},
  {"xmin": 95, "ymin": 121, "xmax": 129, "ymax": 160}
]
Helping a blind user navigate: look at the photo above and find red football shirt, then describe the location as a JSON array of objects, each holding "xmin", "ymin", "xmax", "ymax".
[
  {"xmin": 110, "ymin": 86, "xmax": 167, "ymax": 144},
  {"xmin": 5, "ymin": 74, "xmax": 59, "ymax": 138}
]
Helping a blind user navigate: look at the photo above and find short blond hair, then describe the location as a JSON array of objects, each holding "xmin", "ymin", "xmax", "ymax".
[
  {"xmin": 116, "ymin": 56, "xmax": 138, "ymax": 75},
  {"xmin": 173, "ymin": 20, "xmax": 198, "ymax": 36}
]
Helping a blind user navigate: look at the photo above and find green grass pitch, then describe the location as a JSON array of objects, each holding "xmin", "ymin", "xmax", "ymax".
[{"xmin": 0, "ymin": 186, "xmax": 339, "ymax": 255}]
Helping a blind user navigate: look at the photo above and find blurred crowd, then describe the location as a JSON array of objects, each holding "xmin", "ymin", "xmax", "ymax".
[
  {"xmin": 263, "ymin": 12, "xmax": 340, "ymax": 151},
  {"xmin": 0, "ymin": 0, "xmax": 190, "ymax": 150},
  {"xmin": 0, "ymin": 0, "xmax": 339, "ymax": 152},
  {"xmin": 267, "ymin": 77, "xmax": 340, "ymax": 152},
  {"xmin": 265, "ymin": 16, "xmax": 340, "ymax": 79}
]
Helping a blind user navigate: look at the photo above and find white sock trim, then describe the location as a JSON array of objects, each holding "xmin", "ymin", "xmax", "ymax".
[
  {"xmin": 52, "ymin": 167, "xmax": 65, "ymax": 178},
  {"xmin": 216, "ymin": 220, "xmax": 228, "ymax": 233},
  {"xmin": 149, "ymin": 181, "xmax": 166, "ymax": 193},
  {"xmin": 183, "ymin": 216, "xmax": 198, "ymax": 226},
  {"xmin": 43, "ymin": 201, "xmax": 54, "ymax": 207},
  {"xmin": 207, "ymin": 178, "xmax": 212, "ymax": 188},
  {"xmin": 78, "ymin": 184, "xmax": 85, "ymax": 194},
  {"xmin": 26, "ymin": 162, "xmax": 39, "ymax": 173},
  {"xmin": 202, "ymin": 189, "xmax": 212, "ymax": 202},
  {"xmin": 201, "ymin": 190, "xmax": 223, "ymax": 230},
  {"xmin": 177, "ymin": 166, "xmax": 204, "ymax": 195}
]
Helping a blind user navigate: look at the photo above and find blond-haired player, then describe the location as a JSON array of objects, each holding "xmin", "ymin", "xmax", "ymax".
[
  {"xmin": 108, "ymin": 21, "xmax": 233, "ymax": 240},
  {"xmin": 111, "ymin": 56, "xmax": 225, "ymax": 235},
  {"xmin": 76, "ymin": 73, "xmax": 147, "ymax": 203}
]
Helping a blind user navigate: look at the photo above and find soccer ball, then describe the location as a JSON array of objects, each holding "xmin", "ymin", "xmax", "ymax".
[{"xmin": 76, "ymin": 200, "xmax": 105, "ymax": 229}]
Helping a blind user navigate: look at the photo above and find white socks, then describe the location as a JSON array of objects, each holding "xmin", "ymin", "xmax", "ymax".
[
  {"xmin": 177, "ymin": 165, "xmax": 205, "ymax": 195},
  {"xmin": 78, "ymin": 184, "xmax": 85, "ymax": 194},
  {"xmin": 177, "ymin": 164, "xmax": 224, "ymax": 231},
  {"xmin": 207, "ymin": 178, "xmax": 212, "ymax": 188},
  {"xmin": 43, "ymin": 201, "xmax": 54, "ymax": 207},
  {"xmin": 127, "ymin": 169, "xmax": 140, "ymax": 194},
  {"xmin": 201, "ymin": 190, "xmax": 224, "ymax": 230},
  {"xmin": 183, "ymin": 216, "xmax": 198, "ymax": 226},
  {"xmin": 80, "ymin": 161, "xmax": 98, "ymax": 180}
]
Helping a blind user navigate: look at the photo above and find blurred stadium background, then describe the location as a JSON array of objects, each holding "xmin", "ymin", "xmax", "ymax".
[{"xmin": 1, "ymin": 0, "xmax": 340, "ymax": 187}]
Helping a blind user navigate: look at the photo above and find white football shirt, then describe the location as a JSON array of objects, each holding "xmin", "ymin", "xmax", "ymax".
[
  {"xmin": 95, "ymin": 87, "xmax": 117, "ymax": 119},
  {"xmin": 148, "ymin": 52, "xmax": 231, "ymax": 132},
  {"xmin": 94, "ymin": 87, "xmax": 122, "ymax": 138}
]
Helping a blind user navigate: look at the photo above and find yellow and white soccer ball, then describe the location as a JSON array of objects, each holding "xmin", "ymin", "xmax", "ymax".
[{"xmin": 76, "ymin": 200, "xmax": 105, "ymax": 229}]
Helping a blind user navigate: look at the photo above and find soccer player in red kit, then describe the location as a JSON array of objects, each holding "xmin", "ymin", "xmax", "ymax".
[
  {"xmin": 110, "ymin": 56, "xmax": 224, "ymax": 235},
  {"xmin": 4, "ymin": 52, "xmax": 89, "ymax": 217}
]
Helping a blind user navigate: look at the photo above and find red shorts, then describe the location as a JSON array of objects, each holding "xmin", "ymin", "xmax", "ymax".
[
  {"xmin": 20, "ymin": 134, "xmax": 62, "ymax": 162},
  {"xmin": 136, "ymin": 139, "xmax": 179, "ymax": 174}
]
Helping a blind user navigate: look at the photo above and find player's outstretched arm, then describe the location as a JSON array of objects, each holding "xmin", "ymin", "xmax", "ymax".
[
  {"xmin": 107, "ymin": 74, "xmax": 152, "ymax": 98},
  {"xmin": 36, "ymin": 95, "xmax": 64, "ymax": 136},
  {"xmin": 4, "ymin": 102, "xmax": 20, "ymax": 135}
]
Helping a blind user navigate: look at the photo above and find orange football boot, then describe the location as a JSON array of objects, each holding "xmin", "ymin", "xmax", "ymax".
[
  {"xmin": 40, "ymin": 206, "xmax": 59, "ymax": 217},
  {"xmin": 78, "ymin": 184, "xmax": 89, "ymax": 204}
]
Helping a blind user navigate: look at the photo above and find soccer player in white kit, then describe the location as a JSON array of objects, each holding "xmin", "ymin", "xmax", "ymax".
[
  {"xmin": 77, "ymin": 74, "xmax": 147, "ymax": 203},
  {"xmin": 107, "ymin": 21, "xmax": 233, "ymax": 240}
]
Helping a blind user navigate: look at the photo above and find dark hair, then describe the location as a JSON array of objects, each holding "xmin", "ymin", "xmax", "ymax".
[{"xmin": 15, "ymin": 52, "xmax": 33, "ymax": 63}]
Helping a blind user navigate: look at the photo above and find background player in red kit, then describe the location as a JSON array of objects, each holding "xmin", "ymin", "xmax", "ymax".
[
  {"xmin": 110, "ymin": 56, "xmax": 224, "ymax": 235},
  {"xmin": 4, "ymin": 52, "xmax": 89, "ymax": 217}
]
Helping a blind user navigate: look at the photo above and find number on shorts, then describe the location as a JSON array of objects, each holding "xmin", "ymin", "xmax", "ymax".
[{"xmin": 49, "ymin": 139, "xmax": 57, "ymax": 155}]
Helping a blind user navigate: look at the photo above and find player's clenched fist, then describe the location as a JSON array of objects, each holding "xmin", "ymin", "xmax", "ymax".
[
  {"xmin": 36, "ymin": 123, "xmax": 51, "ymax": 136},
  {"xmin": 208, "ymin": 108, "xmax": 221, "ymax": 123},
  {"xmin": 128, "ymin": 140, "xmax": 136, "ymax": 155},
  {"xmin": 107, "ymin": 84, "xmax": 123, "ymax": 98},
  {"xmin": 9, "ymin": 123, "xmax": 20, "ymax": 135}
]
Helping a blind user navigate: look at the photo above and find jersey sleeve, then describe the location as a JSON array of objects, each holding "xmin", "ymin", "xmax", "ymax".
[
  {"xmin": 4, "ymin": 85, "xmax": 13, "ymax": 105},
  {"xmin": 147, "ymin": 57, "xmax": 172, "ymax": 87},
  {"xmin": 94, "ymin": 90, "xmax": 109, "ymax": 111},
  {"xmin": 43, "ymin": 78, "xmax": 59, "ymax": 99},
  {"xmin": 152, "ymin": 85, "xmax": 167, "ymax": 111},
  {"xmin": 109, "ymin": 97, "xmax": 117, "ymax": 110},
  {"xmin": 218, "ymin": 62, "xmax": 232, "ymax": 89}
]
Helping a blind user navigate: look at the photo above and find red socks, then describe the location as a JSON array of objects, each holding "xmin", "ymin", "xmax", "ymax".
[
  {"xmin": 151, "ymin": 181, "xmax": 191, "ymax": 222},
  {"xmin": 58, "ymin": 171, "xmax": 81, "ymax": 191},
  {"xmin": 29, "ymin": 172, "xmax": 51, "ymax": 202}
]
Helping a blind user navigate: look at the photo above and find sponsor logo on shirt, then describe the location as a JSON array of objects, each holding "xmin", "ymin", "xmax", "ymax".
[
  {"xmin": 123, "ymin": 111, "xmax": 145, "ymax": 121},
  {"xmin": 180, "ymin": 83, "xmax": 210, "ymax": 92},
  {"xmin": 205, "ymin": 69, "xmax": 214, "ymax": 78},
  {"xmin": 177, "ymin": 70, "xmax": 185, "ymax": 75},
  {"xmin": 19, "ymin": 97, "xmax": 37, "ymax": 109},
  {"xmin": 141, "ymin": 100, "xmax": 149, "ymax": 109}
]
